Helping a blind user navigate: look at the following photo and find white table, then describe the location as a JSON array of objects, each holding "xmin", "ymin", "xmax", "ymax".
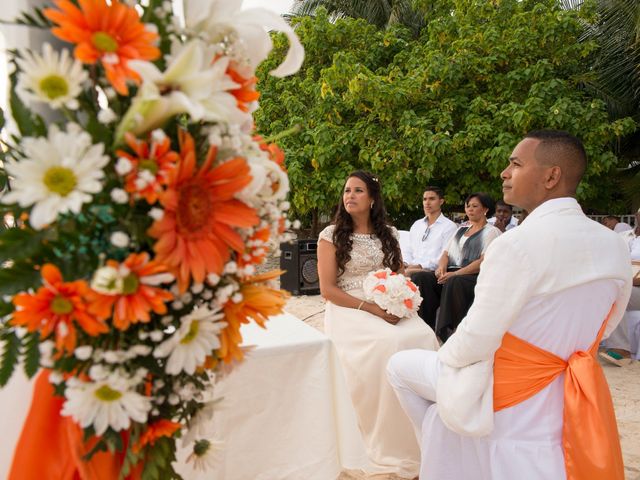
[
  {"xmin": 0, "ymin": 313, "xmax": 368, "ymax": 479},
  {"xmin": 175, "ymin": 312, "xmax": 368, "ymax": 480}
]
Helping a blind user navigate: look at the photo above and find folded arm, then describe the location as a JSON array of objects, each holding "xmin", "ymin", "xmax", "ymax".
[{"xmin": 438, "ymin": 236, "xmax": 536, "ymax": 368}]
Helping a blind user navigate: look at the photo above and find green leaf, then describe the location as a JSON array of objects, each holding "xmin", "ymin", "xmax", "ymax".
[
  {"xmin": 22, "ymin": 332, "xmax": 40, "ymax": 378},
  {"xmin": 0, "ymin": 228, "xmax": 45, "ymax": 263},
  {"xmin": 82, "ymin": 437, "xmax": 108, "ymax": 461},
  {"xmin": 8, "ymin": 64, "xmax": 47, "ymax": 138},
  {"xmin": 0, "ymin": 328, "xmax": 21, "ymax": 387},
  {"xmin": 0, "ymin": 300, "xmax": 13, "ymax": 317},
  {"xmin": 142, "ymin": 459, "xmax": 159, "ymax": 480},
  {"xmin": 0, "ymin": 262, "xmax": 40, "ymax": 296}
]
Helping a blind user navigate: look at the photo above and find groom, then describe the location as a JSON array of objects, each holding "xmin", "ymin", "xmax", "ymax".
[{"xmin": 387, "ymin": 130, "xmax": 631, "ymax": 479}]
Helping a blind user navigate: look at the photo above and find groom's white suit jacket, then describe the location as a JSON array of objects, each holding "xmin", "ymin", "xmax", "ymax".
[{"xmin": 435, "ymin": 197, "xmax": 632, "ymax": 436}]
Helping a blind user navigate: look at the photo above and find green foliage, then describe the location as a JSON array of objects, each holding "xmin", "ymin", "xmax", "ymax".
[
  {"xmin": 8, "ymin": 63, "xmax": 47, "ymax": 138},
  {"xmin": 289, "ymin": 0, "xmax": 434, "ymax": 36},
  {"xmin": 22, "ymin": 332, "xmax": 40, "ymax": 378},
  {"xmin": 0, "ymin": 262, "xmax": 40, "ymax": 296},
  {"xmin": 141, "ymin": 437, "xmax": 179, "ymax": 480},
  {"xmin": 0, "ymin": 228, "xmax": 46, "ymax": 263},
  {"xmin": 257, "ymin": 2, "xmax": 637, "ymax": 226},
  {"xmin": 0, "ymin": 328, "xmax": 21, "ymax": 387}
]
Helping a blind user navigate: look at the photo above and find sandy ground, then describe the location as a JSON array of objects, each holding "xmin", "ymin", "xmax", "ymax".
[{"xmin": 284, "ymin": 294, "xmax": 640, "ymax": 480}]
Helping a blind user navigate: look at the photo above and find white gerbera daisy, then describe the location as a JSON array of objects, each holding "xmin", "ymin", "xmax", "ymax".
[
  {"xmin": 153, "ymin": 306, "xmax": 227, "ymax": 375},
  {"xmin": 61, "ymin": 372, "xmax": 152, "ymax": 435},
  {"xmin": 2, "ymin": 124, "xmax": 109, "ymax": 229},
  {"xmin": 187, "ymin": 438, "xmax": 224, "ymax": 472},
  {"xmin": 16, "ymin": 43, "xmax": 88, "ymax": 110}
]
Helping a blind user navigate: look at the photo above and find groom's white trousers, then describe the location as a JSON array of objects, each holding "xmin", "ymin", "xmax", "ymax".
[{"xmin": 386, "ymin": 349, "xmax": 441, "ymax": 442}]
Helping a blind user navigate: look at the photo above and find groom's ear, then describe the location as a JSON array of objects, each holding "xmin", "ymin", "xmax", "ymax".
[{"xmin": 543, "ymin": 166, "xmax": 562, "ymax": 190}]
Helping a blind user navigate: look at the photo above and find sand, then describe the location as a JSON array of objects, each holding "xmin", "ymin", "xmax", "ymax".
[{"xmin": 284, "ymin": 294, "xmax": 640, "ymax": 480}]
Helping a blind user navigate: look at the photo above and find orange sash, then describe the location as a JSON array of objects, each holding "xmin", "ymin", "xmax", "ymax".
[
  {"xmin": 493, "ymin": 306, "xmax": 624, "ymax": 480},
  {"xmin": 9, "ymin": 370, "xmax": 141, "ymax": 480}
]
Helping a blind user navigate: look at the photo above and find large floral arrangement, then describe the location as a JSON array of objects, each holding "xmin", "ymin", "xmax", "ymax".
[
  {"xmin": 0, "ymin": 0, "xmax": 303, "ymax": 477},
  {"xmin": 362, "ymin": 268, "xmax": 422, "ymax": 318}
]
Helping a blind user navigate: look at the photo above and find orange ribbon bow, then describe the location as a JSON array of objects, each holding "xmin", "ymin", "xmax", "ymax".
[{"xmin": 493, "ymin": 305, "xmax": 624, "ymax": 480}]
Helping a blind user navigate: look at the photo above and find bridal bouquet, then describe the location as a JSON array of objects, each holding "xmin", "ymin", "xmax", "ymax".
[
  {"xmin": 362, "ymin": 268, "xmax": 422, "ymax": 318},
  {"xmin": 0, "ymin": 0, "xmax": 303, "ymax": 477}
]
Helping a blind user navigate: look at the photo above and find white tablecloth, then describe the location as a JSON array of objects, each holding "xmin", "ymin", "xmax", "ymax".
[
  {"xmin": 0, "ymin": 313, "xmax": 368, "ymax": 479},
  {"xmin": 175, "ymin": 312, "xmax": 368, "ymax": 479},
  {"xmin": 0, "ymin": 366, "xmax": 32, "ymax": 478}
]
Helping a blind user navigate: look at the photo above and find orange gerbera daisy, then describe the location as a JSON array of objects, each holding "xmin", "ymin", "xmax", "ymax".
[
  {"xmin": 11, "ymin": 264, "xmax": 107, "ymax": 354},
  {"xmin": 148, "ymin": 130, "xmax": 260, "ymax": 292},
  {"xmin": 44, "ymin": 0, "xmax": 160, "ymax": 95},
  {"xmin": 219, "ymin": 271, "xmax": 289, "ymax": 363},
  {"xmin": 88, "ymin": 252, "xmax": 174, "ymax": 331},
  {"xmin": 116, "ymin": 132, "xmax": 179, "ymax": 204},
  {"xmin": 227, "ymin": 63, "xmax": 260, "ymax": 113}
]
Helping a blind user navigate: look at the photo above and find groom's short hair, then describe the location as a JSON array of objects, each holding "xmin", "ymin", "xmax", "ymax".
[{"xmin": 525, "ymin": 130, "xmax": 587, "ymax": 191}]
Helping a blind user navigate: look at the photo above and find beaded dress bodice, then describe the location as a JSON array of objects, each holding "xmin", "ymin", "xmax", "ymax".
[{"xmin": 319, "ymin": 225, "xmax": 394, "ymax": 291}]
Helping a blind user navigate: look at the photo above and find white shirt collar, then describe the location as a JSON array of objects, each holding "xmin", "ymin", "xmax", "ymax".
[
  {"xmin": 423, "ymin": 212, "xmax": 447, "ymax": 226},
  {"xmin": 524, "ymin": 197, "xmax": 581, "ymax": 223}
]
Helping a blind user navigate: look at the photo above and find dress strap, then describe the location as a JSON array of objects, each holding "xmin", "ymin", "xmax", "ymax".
[{"xmin": 493, "ymin": 303, "xmax": 624, "ymax": 480}]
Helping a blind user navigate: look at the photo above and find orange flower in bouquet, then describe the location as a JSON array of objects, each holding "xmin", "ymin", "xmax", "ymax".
[
  {"xmin": 12, "ymin": 264, "xmax": 107, "ymax": 354},
  {"xmin": 44, "ymin": 0, "xmax": 160, "ymax": 95},
  {"xmin": 148, "ymin": 130, "xmax": 259, "ymax": 292}
]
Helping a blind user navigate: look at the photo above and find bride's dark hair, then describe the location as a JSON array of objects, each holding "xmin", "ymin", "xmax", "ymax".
[{"xmin": 332, "ymin": 171, "xmax": 402, "ymax": 276}]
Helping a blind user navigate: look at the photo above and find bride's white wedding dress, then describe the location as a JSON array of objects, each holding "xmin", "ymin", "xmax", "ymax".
[{"xmin": 320, "ymin": 225, "xmax": 439, "ymax": 478}]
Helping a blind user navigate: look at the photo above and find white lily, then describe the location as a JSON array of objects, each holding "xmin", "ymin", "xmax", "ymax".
[
  {"xmin": 116, "ymin": 40, "xmax": 244, "ymax": 141},
  {"xmin": 184, "ymin": 0, "xmax": 304, "ymax": 77}
]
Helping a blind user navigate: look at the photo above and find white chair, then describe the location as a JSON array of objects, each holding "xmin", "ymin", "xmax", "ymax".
[{"xmin": 398, "ymin": 230, "xmax": 411, "ymax": 262}]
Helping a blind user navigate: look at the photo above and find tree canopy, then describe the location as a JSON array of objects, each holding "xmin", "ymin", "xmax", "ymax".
[{"xmin": 256, "ymin": 1, "xmax": 636, "ymax": 229}]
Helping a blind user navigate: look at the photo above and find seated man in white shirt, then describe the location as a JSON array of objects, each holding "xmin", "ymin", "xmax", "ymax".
[
  {"xmin": 487, "ymin": 200, "xmax": 518, "ymax": 232},
  {"xmin": 404, "ymin": 186, "xmax": 457, "ymax": 276},
  {"xmin": 387, "ymin": 129, "xmax": 631, "ymax": 480},
  {"xmin": 602, "ymin": 215, "xmax": 633, "ymax": 233},
  {"xmin": 601, "ymin": 211, "xmax": 640, "ymax": 365}
]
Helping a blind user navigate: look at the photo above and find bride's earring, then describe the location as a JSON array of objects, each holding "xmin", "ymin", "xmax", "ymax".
[{"xmin": 370, "ymin": 201, "xmax": 374, "ymax": 209}]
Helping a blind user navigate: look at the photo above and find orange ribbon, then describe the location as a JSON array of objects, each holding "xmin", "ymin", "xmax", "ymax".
[
  {"xmin": 493, "ymin": 305, "xmax": 624, "ymax": 480},
  {"xmin": 9, "ymin": 370, "xmax": 141, "ymax": 480}
]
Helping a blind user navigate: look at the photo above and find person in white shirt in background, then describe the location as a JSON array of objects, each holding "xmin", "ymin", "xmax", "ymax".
[
  {"xmin": 601, "ymin": 209, "xmax": 640, "ymax": 365},
  {"xmin": 404, "ymin": 186, "xmax": 457, "ymax": 275},
  {"xmin": 602, "ymin": 215, "xmax": 633, "ymax": 233},
  {"xmin": 487, "ymin": 200, "xmax": 519, "ymax": 232}
]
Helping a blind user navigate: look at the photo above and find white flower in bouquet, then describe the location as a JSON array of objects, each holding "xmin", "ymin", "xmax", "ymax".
[
  {"xmin": 187, "ymin": 438, "xmax": 224, "ymax": 472},
  {"xmin": 183, "ymin": 0, "xmax": 304, "ymax": 77},
  {"xmin": 16, "ymin": 43, "xmax": 88, "ymax": 110},
  {"xmin": 154, "ymin": 306, "xmax": 228, "ymax": 374},
  {"xmin": 118, "ymin": 40, "xmax": 245, "ymax": 139},
  {"xmin": 61, "ymin": 372, "xmax": 152, "ymax": 436},
  {"xmin": 182, "ymin": 401, "xmax": 218, "ymax": 445},
  {"xmin": 239, "ymin": 155, "xmax": 290, "ymax": 203},
  {"xmin": 362, "ymin": 268, "xmax": 422, "ymax": 318},
  {"xmin": 1, "ymin": 123, "xmax": 109, "ymax": 229}
]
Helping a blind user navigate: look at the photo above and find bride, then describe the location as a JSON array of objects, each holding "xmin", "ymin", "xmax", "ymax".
[{"xmin": 317, "ymin": 171, "xmax": 439, "ymax": 478}]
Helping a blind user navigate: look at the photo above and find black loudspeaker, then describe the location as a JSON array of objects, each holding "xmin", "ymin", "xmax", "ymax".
[{"xmin": 280, "ymin": 239, "xmax": 320, "ymax": 296}]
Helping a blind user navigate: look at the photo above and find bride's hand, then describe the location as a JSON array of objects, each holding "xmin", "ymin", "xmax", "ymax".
[{"xmin": 365, "ymin": 302, "xmax": 401, "ymax": 325}]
